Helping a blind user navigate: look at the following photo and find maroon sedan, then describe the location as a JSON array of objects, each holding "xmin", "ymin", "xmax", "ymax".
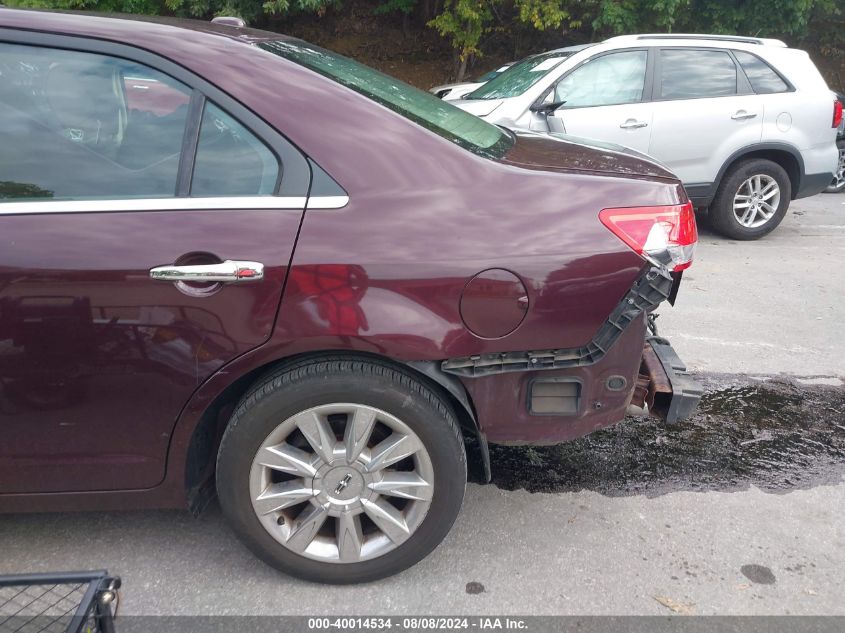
[{"xmin": 0, "ymin": 9, "xmax": 700, "ymax": 583}]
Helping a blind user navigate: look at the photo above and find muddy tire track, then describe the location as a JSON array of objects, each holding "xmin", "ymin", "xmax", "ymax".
[{"xmin": 468, "ymin": 375, "xmax": 845, "ymax": 496}]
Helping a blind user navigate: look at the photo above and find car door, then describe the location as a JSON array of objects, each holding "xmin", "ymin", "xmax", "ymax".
[
  {"xmin": 544, "ymin": 49, "xmax": 654, "ymax": 153},
  {"xmin": 0, "ymin": 38, "xmax": 313, "ymax": 494},
  {"xmin": 647, "ymin": 47, "xmax": 764, "ymax": 185}
]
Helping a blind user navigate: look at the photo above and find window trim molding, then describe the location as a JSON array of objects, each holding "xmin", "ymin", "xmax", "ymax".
[
  {"xmin": 0, "ymin": 195, "xmax": 349, "ymax": 215},
  {"xmin": 175, "ymin": 89, "xmax": 206, "ymax": 197}
]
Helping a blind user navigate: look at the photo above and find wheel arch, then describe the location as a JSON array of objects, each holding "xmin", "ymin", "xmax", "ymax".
[
  {"xmin": 180, "ymin": 350, "xmax": 489, "ymax": 514},
  {"xmin": 714, "ymin": 143, "xmax": 803, "ymax": 201}
]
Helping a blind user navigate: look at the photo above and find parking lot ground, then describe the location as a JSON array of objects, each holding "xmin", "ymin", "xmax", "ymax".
[
  {"xmin": 660, "ymin": 191, "xmax": 845, "ymax": 376},
  {"xmin": 1, "ymin": 194, "xmax": 843, "ymax": 616}
]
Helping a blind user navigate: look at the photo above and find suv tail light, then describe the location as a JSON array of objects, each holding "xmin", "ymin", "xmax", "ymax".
[
  {"xmin": 599, "ymin": 202, "xmax": 697, "ymax": 272},
  {"xmin": 833, "ymin": 99, "xmax": 843, "ymax": 128}
]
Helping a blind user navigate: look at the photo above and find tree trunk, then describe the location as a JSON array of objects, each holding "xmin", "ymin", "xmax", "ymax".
[{"xmin": 456, "ymin": 53, "xmax": 468, "ymax": 82}]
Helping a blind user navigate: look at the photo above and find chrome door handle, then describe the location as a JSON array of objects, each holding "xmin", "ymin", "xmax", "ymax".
[
  {"xmin": 732, "ymin": 110, "xmax": 758, "ymax": 120},
  {"xmin": 150, "ymin": 260, "xmax": 264, "ymax": 283},
  {"xmin": 620, "ymin": 119, "xmax": 648, "ymax": 129}
]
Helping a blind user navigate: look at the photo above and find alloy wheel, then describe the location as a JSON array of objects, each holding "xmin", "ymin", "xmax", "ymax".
[
  {"xmin": 248, "ymin": 403, "xmax": 434, "ymax": 564},
  {"xmin": 733, "ymin": 174, "xmax": 781, "ymax": 228}
]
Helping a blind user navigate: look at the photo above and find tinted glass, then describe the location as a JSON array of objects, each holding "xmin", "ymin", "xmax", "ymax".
[
  {"xmin": 554, "ymin": 50, "xmax": 647, "ymax": 107},
  {"xmin": 261, "ymin": 40, "xmax": 511, "ymax": 158},
  {"xmin": 191, "ymin": 102, "xmax": 279, "ymax": 196},
  {"xmin": 0, "ymin": 43, "xmax": 190, "ymax": 201},
  {"xmin": 734, "ymin": 51, "xmax": 789, "ymax": 94},
  {"xmin": 466, "ymin": 51, "xmax": 575, "ymax": 100},
  {"xmin": 660, "ymin": 49, "xmax": 737, "ymax": 99}
]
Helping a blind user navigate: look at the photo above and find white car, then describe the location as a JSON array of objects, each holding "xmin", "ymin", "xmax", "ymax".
[{"xmin": 455, "ymin": 34, "xmax": 841, "ymax": 239}]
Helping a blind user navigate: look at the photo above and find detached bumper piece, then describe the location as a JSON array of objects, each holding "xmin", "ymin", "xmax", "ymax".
[
  {"xmin": 634, "ymin": 336, "xmax": 702, "ymax": 423},
  {"xmin": 442, "ymin": 266, "xmax": 673, "ymax": 377},
  {"xmin": 0, "ymin": 570, "xmax": 121, "ymax": 633}
]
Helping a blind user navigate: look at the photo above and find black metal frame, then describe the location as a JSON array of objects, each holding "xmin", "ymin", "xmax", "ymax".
[
  {"xmin": 646, "ymin": 335, "xmax": 703, "ymax": 424},
  {"xmin": 0, "ymin": 570, "xmax": 120, "ymax": 633}
]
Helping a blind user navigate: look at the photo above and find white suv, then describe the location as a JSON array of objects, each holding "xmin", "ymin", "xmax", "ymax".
[{"xmin": 454, "ymin": 34, "xmax": 842, "ymax": 239}]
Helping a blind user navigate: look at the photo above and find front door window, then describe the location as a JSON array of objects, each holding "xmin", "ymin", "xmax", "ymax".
[{"xmin": 554, "ymin": 50, "xmax": 648, "ymax": 108}]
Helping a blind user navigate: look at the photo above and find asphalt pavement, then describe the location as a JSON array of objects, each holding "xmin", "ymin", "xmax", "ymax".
[{"xmin": 1, "ymin": 193, "xmax": 843, "ymax": 616}]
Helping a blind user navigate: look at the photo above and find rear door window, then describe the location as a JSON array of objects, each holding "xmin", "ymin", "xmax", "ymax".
[
  {"xmin": 733, "ymin": 51, "xmax": 789, "ymax": 94},
  {"xmin": 0, "ymin": 43, "xmax": 191, "ymax": 201},
  {"xmin": 659, "ymin": 49, "xmax": 738, "ymax": 100}
]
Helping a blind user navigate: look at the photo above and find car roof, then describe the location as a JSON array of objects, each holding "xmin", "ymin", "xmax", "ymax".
[{"xmin": 0, "ymin": 7, "xmax": 293, "ymax": 47}]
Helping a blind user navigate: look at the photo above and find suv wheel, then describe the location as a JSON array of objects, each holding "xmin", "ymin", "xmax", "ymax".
[
  {"xmin": 824, "ymin": 140, "xmax": 845, "ymax": 193},
  {"xmin": 709, "ymin": 159, "xmax": 791, "ymax": 240},
  {"xmin": 216, "ymin": 356, "xmax": 467, "ymax": 584}
]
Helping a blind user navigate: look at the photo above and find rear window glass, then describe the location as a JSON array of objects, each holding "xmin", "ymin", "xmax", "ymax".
[
  {"xmin": 733, "ymin": 51, "xmax": 789, "ymax": 94},
  {"xmin": 659, "ymin": 49, "xmax": 737, "ymax": 99},
  {"xmin": 260, "ymin": 40, "xmax": 512, "ymax": 159}
]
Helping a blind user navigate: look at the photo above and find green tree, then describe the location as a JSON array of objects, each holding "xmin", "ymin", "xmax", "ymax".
[
  {"xmin": 586, "ymin": 0, "xmax": 840, "ymax": 39},
  {"xmin": 686, "ymin": 0, "xmax": 815, "ymax": 36},
  {"xmin": 515, "ymin": 0, "xmax": 573, "ymax": 31},
  {"xmin": 428, "ymin": 0, "xmax": 498, "ymax": 80},
  {"xmin": 590, "ymin": 0, "xmax": 689, "ymax": 34}
]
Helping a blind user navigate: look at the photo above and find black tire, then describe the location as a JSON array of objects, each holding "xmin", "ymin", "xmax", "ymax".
[
  {"xmin": 216, "ymin": 355, "xmax": 467, "ymax": 584},
  {"xmin": 823, "ymin": 140, "xmax": 845, "ymax": 193},
  {"xmin": 709, "ymin": 158, "xmax": 791, "ymax": 240}
]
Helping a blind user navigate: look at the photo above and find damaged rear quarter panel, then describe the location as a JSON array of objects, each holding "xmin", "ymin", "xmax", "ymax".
[{"xmin": 460, "ymin": 315, "xmax": 649, "ymax": 444}]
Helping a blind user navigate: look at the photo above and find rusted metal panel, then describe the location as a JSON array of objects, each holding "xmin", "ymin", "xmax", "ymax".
[{"xmin": 632, "ymin": 342, "xmax": 673, "ymax": 418}]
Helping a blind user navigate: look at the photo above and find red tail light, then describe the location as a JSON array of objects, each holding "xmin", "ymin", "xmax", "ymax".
[
  {"xmin": 834, "ymin": 99, "xmax": 843, "ymax": 128},
  {"xmin": 599, "ymin": 202, "xmax": 697, "ymax": 272}
]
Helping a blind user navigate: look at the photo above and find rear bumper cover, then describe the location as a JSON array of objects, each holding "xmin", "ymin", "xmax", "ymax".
[
  {"xmin": 635, "ymin": 336, "xmax": 702, "ymax": 423},
  {"xmin": 796, "ymin": 171, "xmax": 837, "ymax": 199}
]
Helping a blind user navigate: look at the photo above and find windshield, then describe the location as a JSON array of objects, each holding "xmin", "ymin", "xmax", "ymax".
[
  {"xmin": 465, "ymin": 51, "xmax": 575, "ymax": 100},
  {"xmin": 477, "ymin": 64, "xmax": 512, "ymax": 83},
  {"xmin": 260, "ymin": 40, "xmax": 513, "ymax": 158}
]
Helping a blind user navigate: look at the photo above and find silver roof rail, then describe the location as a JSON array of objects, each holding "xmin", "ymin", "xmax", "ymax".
[{"xmin": 605, "ymin": 33, "xmax": 788, "ymax": 47}]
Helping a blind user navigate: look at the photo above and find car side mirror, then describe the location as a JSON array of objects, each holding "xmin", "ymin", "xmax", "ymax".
[{"xmin": 530, "ymin": 100, "xmax": 565, "ymax": 114}]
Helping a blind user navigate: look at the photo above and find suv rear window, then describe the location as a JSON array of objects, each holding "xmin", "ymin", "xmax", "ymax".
[
  {"xmin": 733, "ymin": 51, "xmax": 789, "ymax": 94},
  {"xmin": 260, "ymin": 40, "xmax": 512, "ymax": 159},
  {"xmin": 659, "ymin": 49, "xmax": 737, "ymax": 99}
]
